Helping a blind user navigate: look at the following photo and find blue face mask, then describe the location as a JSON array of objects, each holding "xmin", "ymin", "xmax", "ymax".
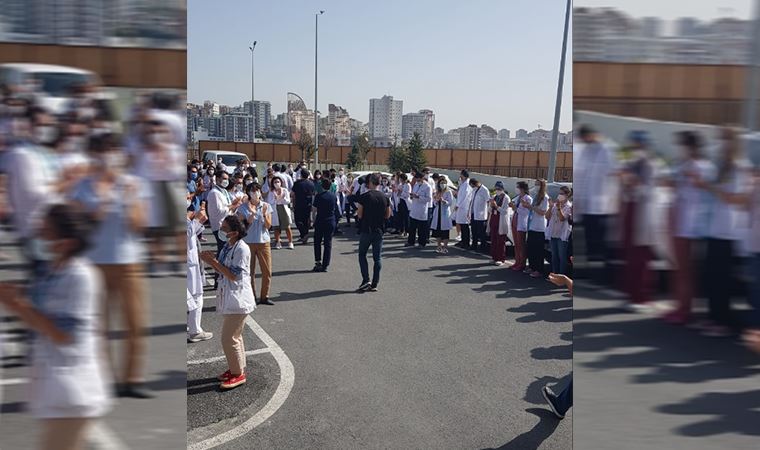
[
  {"xmin": 34, "ymin": 238, "xmax": 55, "ymax": 261},
  {"xmin": 218, "ymin": 231, "xmax": 229, "ymax": 243},
  {"xmin": 190, "ymin": 173, "xmax": 198, "ymax": 180}
]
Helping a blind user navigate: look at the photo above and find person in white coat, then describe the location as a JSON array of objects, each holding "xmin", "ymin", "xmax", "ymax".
[
  {"xmin": 510, "ymin": 181, "xmax": 532, "ymax": 272},
  {"xmin": 207, "ymin": 171, "xmax": 243, "ymax": 288},
  {"xmin": 0, "ymin": 204, "xmax": 111, "ymax": 450},
  {"xmin": 523, "ymin": 179, "xmax": 550, "ymax": 278},
  {"xmin": 430, "ymin": 177, "xmax": 454, "ymax": 253},
  {"xmin": 187, "ymin": 208, "xmax": 212, "ymax": 342},
  {"xmin": 406, "ymin": 173, "xmax": 433, "ymax": 248},
  {"xmin": 489, "ymin": 181, "xmax": 512, "ymax": 265},
  {"xmin": 200, "ymin": 215, "xmax": 256, "ymax": 390},
  {"xmin": 454, "ymin": 169, "xmax": 473, "ymax": 245},
  {"xmin": 267, "ymin": 176, "xmax": 294, "ymax": 249},
  {"xmin": 465, "ymin": 178, "xmax": 491, "ymax": 252},
  {"xmin": 546, "ymin": 185, "xmax": 573, "ymax": 275}
]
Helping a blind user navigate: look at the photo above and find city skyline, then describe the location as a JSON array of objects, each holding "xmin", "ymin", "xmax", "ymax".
[
  {"xmin": 188, "ymin": 0, "xmax": 572, "ymax": 132},
  {"xmin": 575, "ymin": 0, "xmax": 753, "ymax": 21}
]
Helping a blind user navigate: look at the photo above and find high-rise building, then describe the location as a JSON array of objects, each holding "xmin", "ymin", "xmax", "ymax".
[
  {"xmin": 243, "ymin": 100, "xmax": 272, "ymax": 135},
  {"xmin": 402, "ymin": 112, "xmax": 426, "ymax": 142},
  {"xmin": 287, "ymin": 92, "xmax": 315, "ymax": 140},
  {"xmin": 460, "ymin": 125, "xmax": 481, "ymax": 150},
  {"xmin": 369, "ymin": 95, "xmax": 403, "ymax": 143},
  {"xmin": 327, "ymin": 104, "xmax": 352, "ymax": 146},
  {"xmin": 222, "ymin": 113, "xmax": 253, "ymax": 142},
  {"xmin": 515, "ymin": 128, "xmax": 528, "ymax": 139},
  {"xmin": 498, "ymin": 129, "xmax": 511, "ymax": 140}
]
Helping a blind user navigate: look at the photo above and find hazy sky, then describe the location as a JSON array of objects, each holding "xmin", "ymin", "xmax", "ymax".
[
  {"xmin": 188, "ymin": 0, "xmax": 573, "ymax": 132},
  {"xmin": 576, "ymin": 0, "xmax": 754, "ymax": 20}
]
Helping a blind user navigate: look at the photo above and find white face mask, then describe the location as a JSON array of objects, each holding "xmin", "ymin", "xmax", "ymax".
[
  {"xmin": 557, "ymin": 194, "xmax": 567, "ymax": 202},
  {"xmin": 235, "ymin": 183, "xmax": 243, "ymax": 191},
  {"xmin": 34, "ymin": 125, "xmax": 58, "ymax": 145},
  {"xmin": 220, "ymin": 179, "xmax": 229, "ymax": 188},
  {"xmin": 102, "ymin": 151, "xmax": 125, "ymax": 170}
]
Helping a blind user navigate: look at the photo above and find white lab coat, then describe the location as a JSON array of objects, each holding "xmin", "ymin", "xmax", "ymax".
[
  {"xmin": 267, "ymin": 187, "xmax": 293, "ymax": 228},
  {"xmin": 454, "ymin": 179, "xmax": 472, "ymax": 224},
  {"xmin": 216, "ymin": 240, "xmax": 256, "ymax": 315},
  {"xmin": 187, "ymin": 218, "xmax": 204, "ymax": 311},
  {"xmin": 466, "ymin": 185, "xmax": 490, "ymax": 221},
  {"xmin": 410, "ymin": 182, "xmax": 432, "ymax": 221},
  {"xmin": 431, "ymin": 190, "xmax": 454, "ymax": 231},
  {"xmin": 207, "ymin": 185, "xmax": 232, "ymax": 232}
]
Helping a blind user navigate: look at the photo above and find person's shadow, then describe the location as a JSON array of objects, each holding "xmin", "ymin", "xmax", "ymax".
[{"xmin": 482, "ymin": 408, "xmax": 562, "ymax": 449}]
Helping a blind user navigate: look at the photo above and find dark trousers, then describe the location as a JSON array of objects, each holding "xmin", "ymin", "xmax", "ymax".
[
  {"xmin": 212, "ymin": 230, "xmax": 225, "ymax": 284},
  {"xmin": 583, "ymin": 214, "xmax": 608, "ymax": 261},
  {"xmin": 706, "ymin": 238, "xmax": 735, "ymax": 327},
  {"xmin": 470, "ymin": 219, "xmax": 487, "ymax": 251},
  {"xmin": 407, "ymin": 218, "xmax": 429, "ymax": 247},
  {"xmin": 397, "ymin": 201, "xmax": 410, "ymax": 234},
  {"xmin": 460, "ymin": 223, "xmax": 471, "ymax": 248},
  {"xmin": 359, "ymin": 231, "xmax": 383, "ymax": 286},
  {"xmin": 295, "ymin": 208, "xmax": 311, "ymax": 240},
  {"xmin": 750, "ymin": 254, "xmax": 760, "ymax": 328},
  {"xmin": 528, "ymin": 230, "xmax": 546, "ymax": 274},
  {"xmin": 425, "ymin": 207, "xmax": 434, "ymax": 241},
  {"xmin": 554, "ymin": 379, "xmax": 573, "ymax": 416},
  {"xmin": 314, "ymin": 222, "xmax": 335, "ymax": 268}
]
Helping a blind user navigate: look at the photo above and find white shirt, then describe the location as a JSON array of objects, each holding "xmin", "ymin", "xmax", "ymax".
[
  {"xmin": 6, "ymin": 142, "xmax": 58, "ymax": 238},
  {"xmin": 410, "ymin": 181, "xmax": 432, "ymax": 221},
  {"xmin": 673, "ymin": 158, "xmax": 716, "ymax": 238},
  {"xmin": 515, "ymin": 194, "xmax": 533, "ymax": 232},
  {"xmin": 207, "ymin": 185, "xmax": 233, "ymax": 232},
  {"xmin": 216, "ymin": 240, "xmax": 256, "ymax": 315},
  {"xmin": 466, "ymin": 185, "xmax": 490, "ymax": 221},
  {"xmin": 454, "ymin": 178, "xmax": 472, "ymax": 224},
  {"xmin": 528, "ymin": 195, "xmax": 550, "ymax": 232},
  {"xmin": 548, "ymin": 202, "xmax": 573, "ymax": 241},
  {"xmin": 425, "ymin": 177, "xmax": 436, "ymax": 208},
  {"xmin": 706, "ymin": 160, "xmax": 752, "ymax": 241},
  {"xmin": 274, "ymin": 172, "xmax": 293, "ymax": 190},
  {"xmin": 574, "ymin": 141, "xmax": 618, "ymax": 216}
]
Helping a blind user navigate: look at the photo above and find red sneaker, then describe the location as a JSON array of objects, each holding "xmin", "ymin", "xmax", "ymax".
[
  {"xmin": 218, "ymin": 370, "xmax": 232, "ymax": 381},
  {"xmin": 220, "ymin": 372, "xmax": 247, "ymax": 389}
]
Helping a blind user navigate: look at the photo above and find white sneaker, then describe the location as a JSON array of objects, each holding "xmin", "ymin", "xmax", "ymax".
[
  {"xmin": 455, "ymin": 235, "xmax": 462, "ymax": 242},
  {"xmin": 495, "ymin": 261, "xmax": 504, "ymax": 266},
  {"xmin": 275, "ymin": 242, "xmax": 282, "ymax": 250},
  {"xmin": 187, "ymin": 331, "xmax": 213, "ymax": 343},
  {"xmin": 287, "ymin": 242, "xmax": 295, "ymax": 249}
]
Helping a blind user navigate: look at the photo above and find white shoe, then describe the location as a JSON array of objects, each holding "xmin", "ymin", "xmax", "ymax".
[
  {"xmin": 455, "ymin": 235, "xmax": 462, "ymax": 241},
  {"xmin": 275, "ymin": 242, "xmax": 282, "ymax": 250},
  {"xmin": 187, "ymin": 331, "xmax": 213, "ymax": 343},
  {"xmin": 288, "ymin": 242, "xmax": 295, "ymax": 249},
  {"xmin": 495, "ymin": 261, "xmax": 504, "ymax": 266}
]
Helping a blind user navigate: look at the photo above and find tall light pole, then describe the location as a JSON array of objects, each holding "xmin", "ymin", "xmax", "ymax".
[
  {"xmin": 548, "ymin": 0, "xmax": 571, "ymax": 183},
  {"xmin": 314, "ymin": 10, "xmax": 324, "ymax": 167},
  {"xmin": 249, "ymin": 41, "xmax": 257, "ymax": 143},
  {"xmin": 745, "ymin": 0, "xmax": 760, "ymax": 131}
]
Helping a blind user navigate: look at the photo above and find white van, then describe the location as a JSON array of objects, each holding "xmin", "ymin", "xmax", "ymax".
[
  {"xmin": 201, "ymin": 150, "xmax": 251, "ymax": 174},
  {"xmin": 0, "ymin": 63, "xmax": 101, "ymax": 115}
]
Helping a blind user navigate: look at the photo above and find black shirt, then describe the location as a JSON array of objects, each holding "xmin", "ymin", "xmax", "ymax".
[
  {"xmin": 358, "ymin": 190, "xmax": 390, "ymax": 234},
  {"xmin": 292, "ymin": 179, "xmax": 315, "ymax": 211},
  {"xmin": 314, "ymin": 191, "xmax": 338, "ymax": 225}
]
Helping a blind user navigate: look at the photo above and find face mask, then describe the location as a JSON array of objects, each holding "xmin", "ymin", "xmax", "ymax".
[
  {"xmin": 439, "ymin": 183, "xmax": 446, "ymax": 189},
  {"xmin": 34, "ymin": 125, "xmax": 58, "ymax": 145},
  {"xmin": 103, "ymin": 152, "xmax": 125, "ymax": 170},
  {"xmin": 208, "ymin": 170, "xmax": 215, "ymax": 176},
  {"xmin": 495, "ymin": 189, "xmax": 503, "ymax": 195},
  {"xmin": 66, "ymin": 136, "xmax": 86, "ymax": 153},
  {"xmin": 220, "ymin": 180, "xmax": 229, "ymax": 188},
  {"xmin": 235, "ymin": 183, "xmax": 243, "ymax": 191},
  {"xmin": 339, "ymin": 171, "xmax": 344, "ymax": 176},
  {"xmin": 274, "ymin": 183, "xmax": 281, "ymax": 189},
  {"xmin": 190, "ymin": 173, "xmax": 199, "ymax": 180},
  {"xmin": 218, "ymin": 230, "xmax": 229, "ymax": 242},
  {"xmin": 34, "ymin": 238, "xmax": 56, "ymax": 261},
  {"xmin": 557, "ymin": 194, "xmax": 567, "ymax": 202},
  {"xmin": 245, "ymin": 179, "xmax": 253, "ymax": 186}
]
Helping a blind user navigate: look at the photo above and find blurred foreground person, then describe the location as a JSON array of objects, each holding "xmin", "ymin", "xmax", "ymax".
[
  {"xmin": 542, "ymin": 272, "xmax": 573, "ymax": 420},
  {"xmin": 187, "ymin": 208, "xmax": 212, "ymax": 342},
  {"xmin": 664, "ymin": 131, "xmax": 715, "ymax": 325},
  {"xmin": 71, "ymin": 133, "xmax": 152, "ymax": 398},
  {"xmin": 619, "ymin": 131, "xmax": 655, "ymax": 311},
  {"xmin": 0, "ymin": 204, "xmax": 111, "ymax": 450},
  {"xmin": 200, "ymin": 216, "xmax": 256, "ymax": 390}
]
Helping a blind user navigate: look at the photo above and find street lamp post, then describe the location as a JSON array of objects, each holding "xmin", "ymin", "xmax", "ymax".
[
  {"xmin": 548, "ymin": 0, "xmax": 571, "ymax": 183},
  {"xmin": 315, "ymin": 10, "xmax": 324, "ymax": 168},
  {"xmin": 745, "ymin": 0, "xmax": 760, "ymax": 131},
  {"xmin": 249, "ymin": 41, "xmax": 257, "ymax": 143}
]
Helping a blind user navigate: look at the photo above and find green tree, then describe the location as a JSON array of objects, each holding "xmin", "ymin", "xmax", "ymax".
[
  {"xmin": 356, "ymin": 132, "xmax": 371, "ymax": 166},
  {"xmin": 387, "ymin": 142, "xmax": 408, "ymax": 173},
  {"xmin": 345, "ymin": 143, "xmax": 362, "ymax": 170},
  {"xmin": 406, "ymin": 132, "xmax": 427, "ymax": 173}
]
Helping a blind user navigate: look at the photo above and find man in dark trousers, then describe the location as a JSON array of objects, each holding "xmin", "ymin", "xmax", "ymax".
[
  {"xmin": 356, "ymin": 173, "xmax": 391, "ymax": 292},
  {"xmin": 292, "ymin": 168, "xmax": 315, "ymax": 244},
  {"xmin": 312, "ymin": 178, "xmax": 338, "ymax": 272}
]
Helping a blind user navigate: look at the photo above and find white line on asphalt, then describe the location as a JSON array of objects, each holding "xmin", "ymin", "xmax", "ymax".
[
  {"xmin": 89, "ymin": 421, "xmax": 130, "ymax": 450},
  {"xmin": 188, "ymin": 316, "xmax": 295, "ymax": 450},
  {"xmin": 187, "ymin": 348, "xmax": 271, "ymax": 365},
  {"xmin": 0, "ymin": 377, "xmax": 26, "ymax": 386}
]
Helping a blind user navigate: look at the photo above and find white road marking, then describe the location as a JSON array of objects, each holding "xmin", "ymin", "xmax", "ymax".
[
  {"xmin": 89, "ymin": 421, "xmax": 130, "ymax": 450},
  {"xmin": 0, "ymin": 377, "xmax": 26, "ymax": 386},
  {"xmin": 187, "ymin": 348, "xmax": 271, "ymax": 365},
  {"xmin": 188, "ymin": 316, "xmax": 295, "ymax": 450}
]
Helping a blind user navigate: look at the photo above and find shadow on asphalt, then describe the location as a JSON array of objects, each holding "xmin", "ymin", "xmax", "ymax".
[
  {"xmin": 575, "ymin": 284, "xmax": 760, "ymax": 437},
  {"xmin": 144, "ymin": 369, "xmax": 188, "ymax": 392},
  {"xmin": 0, "ymin": 402, "xmax": 26, "ymax": 414},
  {"xmin": 187, "ymin": 376, "xmax": 223, "ymax": 395},
  {"xmin": 107, "ymin": 323, "xmax": 187, "ymax": 339},
  {"xmin": 483, "ymin": 408, "xmax": 562, "ymax": 450}
]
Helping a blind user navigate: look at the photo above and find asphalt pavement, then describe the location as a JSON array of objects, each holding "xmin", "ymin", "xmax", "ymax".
[
  {"xmin": 188, "ymin": 224, "xmax": 572, "ymax": 449},
  {"xmin": 573, "ymin": 271, "xmax": 760, "ymax": 449},
  {"xmin": 0, "ymin": 228, "xmax": 186, "ymax": 450}
]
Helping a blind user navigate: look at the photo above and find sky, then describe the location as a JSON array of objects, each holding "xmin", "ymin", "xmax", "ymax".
[{"xmin": 188, "ymin": 0, "xmax": 573, "ymax": 132}]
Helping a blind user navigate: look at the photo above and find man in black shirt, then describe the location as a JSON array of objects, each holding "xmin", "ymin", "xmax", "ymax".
[
  {"xmin": 356, "ymin": 173, "xmax": 391, "ymax": 292},
  {"xmin": 291, "ymin": 168, "xmax": 315, "ymax": 244},
  {"xmin": 312, "ymin": 178, "xmax": 338, "ymax": 272}
]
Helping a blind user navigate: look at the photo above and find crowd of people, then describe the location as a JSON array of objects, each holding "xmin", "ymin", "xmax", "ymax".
[
  {"xmin": 0, "ymin": 81, "xmax": 185, "ymax": 448},
  {"xmin": 574, "ymin": 124, "xmax": 760, "ymax": 354},
  {"xmin": 186, "ymin": 157, "xmax": 576, "ymax": 389}
]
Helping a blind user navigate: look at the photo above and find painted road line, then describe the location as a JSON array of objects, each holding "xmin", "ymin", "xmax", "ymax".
[
  {"xmin": 0, "ymin": 377, "xmax": 26, "ymax": 386},
  {"xmin": 188, "ymin": 316, "xmax": 295, "ymax": 450},
  {"xmin": 187, "ymin": 348, "xmax": 271, "ymax": 365},
  {"xmin": 89, "ymin": 421, "xmax": 130, "ymax": 450}
]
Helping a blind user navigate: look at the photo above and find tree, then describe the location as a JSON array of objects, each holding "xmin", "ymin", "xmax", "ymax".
[
  {"xmin": 387, "ymin": 141, "xmax": 409, "ymax": 173},
  {"xmin": 356, "ymin": 132, "xmax": 371, "ymax": 166},
  {"xmin": 406, "ymin": 132, "xmax": 428, "ymax": 173},
  {"xmin": 345, "ymin": 143, "xmax": 362, "ymax": 170},
  {"xmin": 295, "ymin": 127, "xmax": 314, "ymax": 162},
  {"xmin": 320, "ymin": 133, "xmax": 335, "ymax": 163}
]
